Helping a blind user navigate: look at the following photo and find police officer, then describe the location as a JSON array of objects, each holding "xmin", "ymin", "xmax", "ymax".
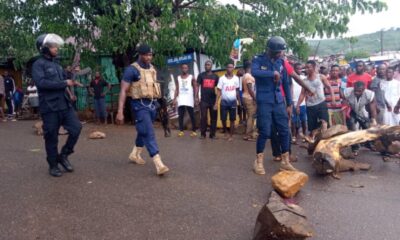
[
  {"xmin": 116, "ymin": 44, "xmax": 169, "ymax": 176},
  {"xmin": 252, "ymin": 36, "xmax": 298, "ymax": 175},
  {"xmin": 32, "ymin": 33, "xmax": 82, "ymax": 177}
]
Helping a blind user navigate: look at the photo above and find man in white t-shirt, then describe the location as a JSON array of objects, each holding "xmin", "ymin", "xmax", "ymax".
[
  {"xmin": 173, "ymin": 63, "xmax": 197, "ymax": 137},
  {"xmin": 27, "ymin": 80, "xmax": 39, "ymax": 116},
  {"xmin": 215, "ymin": 62, "xmax": 240, "ymax": 141},
  {"xmin": 291, "ymin": 63, "xmax": 307, "ymax": 143}
]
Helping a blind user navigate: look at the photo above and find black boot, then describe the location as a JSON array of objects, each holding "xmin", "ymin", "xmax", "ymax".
[
  {"xmin": 58, "ymin": 154, "xmax": 74, "ymax": 172},
  {"xmin": 47, "ymin": 158, "xmax": 62, "ymax": 177}
]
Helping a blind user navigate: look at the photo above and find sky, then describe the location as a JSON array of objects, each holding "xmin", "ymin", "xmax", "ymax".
[{"xmin": 218, "ymin": 0, "xmax": 400, "ymax": 38}]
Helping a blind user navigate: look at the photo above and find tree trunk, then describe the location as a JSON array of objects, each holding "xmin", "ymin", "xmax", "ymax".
[{"xmin": 312, "ymin": 125, "xmax": 400, "ymax": 178}]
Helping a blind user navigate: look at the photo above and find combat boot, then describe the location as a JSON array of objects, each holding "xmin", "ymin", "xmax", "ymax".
[
  {"xmin": 253, "ymin": 153, "xmax": 266, "ymax": 175},
  {"xmin": 152, "ymin": 154, "xmax": 169, "ymax": 175},
  {"xmin": 129, "ymin": 146, "xmax": 146, "ymax": 165},
  {"xmin": 58, "ymin": 154, "xmax": 74, "ymax": 172},
  {"xmin": 47, "ymin": 158, "xmax": 62, "ymax": 177},
  {"xmin": 280, "ymin": 152, "xmax": 298, "ymax": 171}
]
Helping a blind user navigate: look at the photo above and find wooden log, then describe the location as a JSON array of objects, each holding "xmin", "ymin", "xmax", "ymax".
[
  {"xmin": 374, "ymin": 133, "xmax": 400, "ymax": 155},
  {"xmin": 313, "ymin": 125, "xmax": 400, "ymax": 178},
  {"xmin": 305, "ymin": 124, "xmax": 349, "ymax": 155}
]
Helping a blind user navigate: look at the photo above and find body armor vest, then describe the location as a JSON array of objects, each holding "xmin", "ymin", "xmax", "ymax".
[{"xmin": 129, "ymin": 62, "xmax": 161, "ymax": 99}]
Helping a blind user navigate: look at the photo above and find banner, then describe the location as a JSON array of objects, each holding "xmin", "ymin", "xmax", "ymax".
[{"xmin": 167, "ymin": 53, "xmax": 194, "ymax": 66}]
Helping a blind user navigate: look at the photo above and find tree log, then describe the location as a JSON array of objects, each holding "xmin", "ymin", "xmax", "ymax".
[
  {"xmin": 305, "ymin": 124, "xmax": 348, "ymax": 155},
  {"xmin": 312, "ymin": 125, "xmax": 400, "ymax": 178}
]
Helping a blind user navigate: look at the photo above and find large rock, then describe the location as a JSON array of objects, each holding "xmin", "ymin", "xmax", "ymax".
[
  {"xmin": 253, "ymin": 191, "xmax": 314, "ymax": 240},
  {"xmin": 271, "ymin": 171, "xmax": 309, "ymax": 198}
]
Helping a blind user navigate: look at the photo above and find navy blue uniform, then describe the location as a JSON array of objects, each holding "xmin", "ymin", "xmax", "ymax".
[
  {"xmin": 4, "ymin": 76, "xmax": 15, "ymax": 116},
  {"xmin": 122, "ymin": 61, "xmax": 159, "ymax": 157},
  {"xmin": 32, "ymin": 56, "xmax": 82, "ymax": 165},
  {"xmin": 251, "ymin": 54, "xmax": 292, "ymax": 154}
]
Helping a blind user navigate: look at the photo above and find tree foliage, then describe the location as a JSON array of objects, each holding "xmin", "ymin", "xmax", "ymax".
[
  {"xmin": 0, "ymin": 0, "xmax": 387, "ymax": 69},
  {"xmin": 238, "ymin": 0, "xmax": 386, "ymax": 61},
  {"xmin": 346, "ymin": 36, "xmax": 359, "ymax": 52}
]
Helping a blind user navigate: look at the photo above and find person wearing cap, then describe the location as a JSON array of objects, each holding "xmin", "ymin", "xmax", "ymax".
[
  {"xmin": 32, "ymin": 33, "xmax": 82, "ymax": 177},
  {"xmin": 116, "ymin": 44, "xmax": 169, "ymax": 176},
  {"xmin": 251, "ymin": 36, "xmax": 298, "ymax": 175}
]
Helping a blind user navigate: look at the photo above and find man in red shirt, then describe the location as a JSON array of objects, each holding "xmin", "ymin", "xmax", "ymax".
[{"xmin": 347, "ymin": 61, "xmax": 372, "ymax": 88}]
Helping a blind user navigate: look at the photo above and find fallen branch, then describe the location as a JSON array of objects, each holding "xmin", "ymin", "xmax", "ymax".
[{"xmin": 312, "ymin": 125, "xmax": 400, "ymax": 178}]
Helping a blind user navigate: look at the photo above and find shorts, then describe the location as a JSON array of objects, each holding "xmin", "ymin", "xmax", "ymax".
[
  {"xmin": 29, "ymin": 97, "xmax": 39, "ymax": 107},
  {"xmin": 292, "ymin": 105, "xmax": 307, "ymax": 126},
  {"xmin": 220, "ymin": 104, "xmax": 237, "ymax": 121},
  {"xmin": 306, "ymin": 101, "xmax": 329, "ymax": 132}
]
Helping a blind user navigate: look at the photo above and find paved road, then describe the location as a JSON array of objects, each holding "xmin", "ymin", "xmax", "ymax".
[{"xmin": 1, "ymin": 120, "xmax": 400, "ymax": 240}]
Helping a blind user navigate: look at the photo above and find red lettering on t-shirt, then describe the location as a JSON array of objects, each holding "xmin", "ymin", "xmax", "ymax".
[
  {"xmin": 203, "ymin": 79, "xmax": 216, "ymax": 88},
  {"xmin": 225, "ymin": 85, "xmax": 236, "ymax": 91}
]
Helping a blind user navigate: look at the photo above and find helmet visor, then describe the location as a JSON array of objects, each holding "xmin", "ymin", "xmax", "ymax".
[{"xmin": 43, "ymin": 34, "xmax": 64, "ymax": 48}]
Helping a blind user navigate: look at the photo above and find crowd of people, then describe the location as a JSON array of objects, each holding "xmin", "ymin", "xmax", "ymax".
[
  {"xmin": 169, "ymin": 52, "xmax": 400, "ymax": 167},
  {"xmin": 4, "ymin": 32, "xmax": 400, "ymax": 177},
  {"xmin": 173, "ymin": 61, "xmax": 400, "ymax": 132}
]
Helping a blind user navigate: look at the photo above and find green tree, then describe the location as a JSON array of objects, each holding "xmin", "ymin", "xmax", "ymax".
[
  {"xmin": 0, "ymin": 0, "xmax": 239, "ymax": 68},
  {"xmin": 238, "ymin": 0, "xmax": 386, "ymax": 60},
  {"xmin": 0, "ymin": 0, "xmax": 387, "ymax": 69},
  {"xmin": 346, "ymin": 36, "xmax": 359, "ymax": 52}
]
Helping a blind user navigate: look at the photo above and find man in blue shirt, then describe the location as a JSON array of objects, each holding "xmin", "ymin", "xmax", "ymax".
[
  {"xmin": 116, "ymin": 44, "xmax": 169, "ymax": 176},
  {"xmin": 252, "ymin": 36, "xmax": 298, "ymax": 174}
]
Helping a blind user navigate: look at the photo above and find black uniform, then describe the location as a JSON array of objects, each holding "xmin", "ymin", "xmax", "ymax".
[
  {"xmin": 4, "ymin": 75, "xmax": 15, "ymax": 116},
  {"xmin": 32, "ymin": 55, "xmax": 82, "ymax": 171}
]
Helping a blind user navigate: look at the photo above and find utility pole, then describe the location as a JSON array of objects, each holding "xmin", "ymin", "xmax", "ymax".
[
  {"xmin": 380, "ymin": 29, "xmax": 384, "ymax": 56},
  {"xmin": 313, "ymin": 41, "xmax": 321, "ymax": 60}
]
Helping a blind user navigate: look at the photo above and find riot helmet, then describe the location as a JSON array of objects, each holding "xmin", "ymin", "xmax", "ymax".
[
  {"xmin": 36, "ymin": 33, "xmax": 64, "ymax": 54},
  {"xmin": 266, "ymin": 36, "xmax": 287, "ymax": 53}
]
